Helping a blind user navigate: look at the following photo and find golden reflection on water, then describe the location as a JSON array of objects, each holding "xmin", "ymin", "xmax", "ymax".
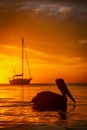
[{"xmin": 0, "ymin": 84, "xmax": 87, "ymax": 129}]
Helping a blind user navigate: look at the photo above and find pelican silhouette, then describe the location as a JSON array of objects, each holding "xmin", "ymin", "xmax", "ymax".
[{"xmin": 31, "ymin": 79, "xmax": 76, "ymax": 111}]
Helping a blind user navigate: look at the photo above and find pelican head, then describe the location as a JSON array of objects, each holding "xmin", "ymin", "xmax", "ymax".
[{"xmin": 56, "ymin": 79, "xmax": 76, "ymax": 103}]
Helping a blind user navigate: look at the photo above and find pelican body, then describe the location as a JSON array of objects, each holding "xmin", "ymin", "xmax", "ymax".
[{"xmin": 31, "ymin": 79, "xmax": 76, "ymax": 111}]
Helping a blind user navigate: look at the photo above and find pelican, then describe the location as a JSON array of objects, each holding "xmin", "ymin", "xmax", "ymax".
[{"xmin": 31, "ymin": 79, "xmax": 76, "ymax": 111}]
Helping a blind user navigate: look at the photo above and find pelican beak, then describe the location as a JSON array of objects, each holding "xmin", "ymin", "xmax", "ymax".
[
  {"xmin": 65, "ymin": 87, "xmax": 76, "ymax": 103},
  {"xmin": 56, "ymin": 79, "xmax": 76, "ymax": 103}
]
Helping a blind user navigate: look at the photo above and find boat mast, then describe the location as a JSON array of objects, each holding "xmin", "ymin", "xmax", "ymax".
[{"xmin": 22, "ymin": 37, "xmax": 24, "ymax": 79}]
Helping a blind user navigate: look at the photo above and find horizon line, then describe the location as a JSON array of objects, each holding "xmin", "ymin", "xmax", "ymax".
[{"xmin": 0, "ymin": 82, "xmax": 87, "ymax": 85}]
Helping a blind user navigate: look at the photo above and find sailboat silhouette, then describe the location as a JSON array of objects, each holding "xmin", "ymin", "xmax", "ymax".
[{"xmin": 9, "ymin": 38, "xmax": 32, "ymax": 85}]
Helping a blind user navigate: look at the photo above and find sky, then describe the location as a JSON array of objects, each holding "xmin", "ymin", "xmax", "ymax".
[{"xmin": 0, "ymin": 0, "xmax": 87, "ymax": 83}]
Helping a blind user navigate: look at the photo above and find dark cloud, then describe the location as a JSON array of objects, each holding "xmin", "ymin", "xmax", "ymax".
[
  {"xmin": 0, "ymin": 0, "xmax": 87, "ymax": 59},
  {"xmin": 0, "ymin": 0, "xmax": 87, "ymax": 13}
]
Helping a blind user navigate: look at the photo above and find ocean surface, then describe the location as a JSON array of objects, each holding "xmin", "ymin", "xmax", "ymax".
[{"xmin": 0, "ymin": 83, "xmax": 87, "ymax": 130}]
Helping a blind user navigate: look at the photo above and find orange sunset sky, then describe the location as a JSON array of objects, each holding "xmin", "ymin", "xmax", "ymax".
[{"xmin": 0, "ymin": 0, "xmax": 87, "ymax": 84}]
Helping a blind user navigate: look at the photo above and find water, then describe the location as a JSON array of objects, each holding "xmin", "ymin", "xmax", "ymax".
[{"xmin": 0, "ymin": 84, "xmax": 87, "ymax": 130}]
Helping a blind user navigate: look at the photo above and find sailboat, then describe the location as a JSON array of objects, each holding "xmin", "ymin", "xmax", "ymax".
[{"xmin": 9, "ymin": 38, "xmax": 32, "ymax": 85}]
